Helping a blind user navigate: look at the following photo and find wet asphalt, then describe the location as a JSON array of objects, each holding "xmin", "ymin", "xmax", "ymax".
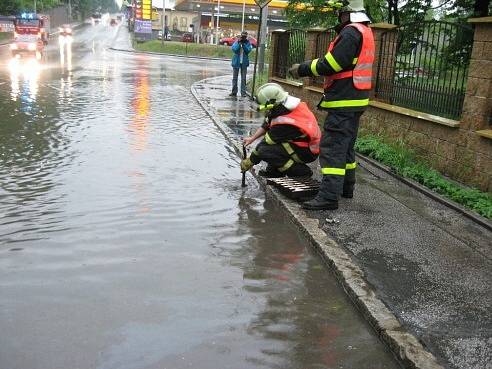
[
  {"xmin": 0, "ymin": 24, "xmax": 401, "ymax": 369},
  {"xmin": 194, "ymin": 75, "xmax": 492, "ymax": 369}
]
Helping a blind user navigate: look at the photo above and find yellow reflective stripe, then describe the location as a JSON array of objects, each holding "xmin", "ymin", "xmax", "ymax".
[
  {"xmin": 292, "ymin": 153, "xmax": 303, "ymax": 163},
  {"xmin": 282, "ymin": 142, "xmax": 294, "ymax": 155},
  {"xmin": 278, "ymin": 159, "xmax": 294, "ymax": 172},
  {"xmin": 320, "ymin": 99, "xmax": 370, "ymax": 108},
  {"xmin": 252, "ymin": 149, "xmax": 259, "ymax": 155},
  {"xmin": 265, "ymin": 132, "xmax": 276, "ymax": 145},
  {"xmin": 282, "ymin": 142, "xmax": 303, "ymax": 163},
  {"xmin": 321, "ymin": 167, "xmax": 346, "ymax": 175},
  {"xmin": 258, "ymin": 104, "xmax": 275, "ymax": 112},
  {"xmin": 310, "ymin": 59, "xmax": 320, "ymax": 77},
  {"xmin": 352, "ymin": 57, "xmax": 358, "ymax": 65},
  {"xmin": 325, "ymin": 52, "xmax": 342, "ymax": 72},
  {"xmin": 346, "ymin": 162, "xmax": 357, "ymax": 170}
]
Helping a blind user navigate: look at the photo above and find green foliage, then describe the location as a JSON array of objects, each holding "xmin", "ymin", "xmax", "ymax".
[
  {"xmin": 0, "ymin": 0, "xmax": 62, "ymax": 14},
  {"xmin": 285, "ymin": 0, "xmax": 338, "ymax": 29},
  {"xmin": 72, "ymin": 0, "xmax": 118, "ymax": 18},
  {"xmin": 285, "ymin": 0, "xmax": 388, "ymax": 28},
  {"xmin": 355, "ymin": 134, "xmax": 492, "ymax": 219},
  {"xmin": 0, "ymin": 0, "xmax": 117, "ymax": 17}
]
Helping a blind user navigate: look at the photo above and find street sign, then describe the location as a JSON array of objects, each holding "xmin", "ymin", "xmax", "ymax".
[
  {"xmin": 142, "ymin": 0, "xmax": 152, "ymax": 19},
  {"xmin": 135, "ymin": 19, "xmax": 152, "ymax": 33},
  {"xmin": 253, "ymin": 0, "xmax": 272, "ymax": 8}
]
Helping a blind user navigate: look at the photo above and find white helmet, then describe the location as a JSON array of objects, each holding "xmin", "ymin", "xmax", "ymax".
[
  {"xmin": 326, "ymin": 0, "xmax": 371, "ymax": 23},
  {"xmin": 255, "ymin": 83, "xmax": 289, "ymax": 110}
]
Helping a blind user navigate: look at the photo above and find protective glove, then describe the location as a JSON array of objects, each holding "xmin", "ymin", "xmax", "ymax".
[
  {"xmin": 288, "ymin": 64, "xmax": 300, "ymax": 79},
  {"xmin": 240, "ymin": 157, "xmax": 254, "ymax": 172}
]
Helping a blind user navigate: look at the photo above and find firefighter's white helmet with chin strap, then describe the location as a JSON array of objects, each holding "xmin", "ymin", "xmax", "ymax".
[
  {"xmin": 255, "ymin": 83, "xmax": 289, "ymax": 111},
  {"xmin": 327, "ymin": 0, "xmax": 371, "ymax": 23}
]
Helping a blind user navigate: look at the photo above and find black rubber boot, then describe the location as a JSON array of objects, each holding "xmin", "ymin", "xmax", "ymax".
[
  {"xmin": 302, "ymin": 195, "xmax": 338, "ymax": 210},
  {"xmin": 341, "ymin": 191, "xmax": 353, "ymax": 199},
  {"xmin": 285, "ymin": 163, "xmax": 313, "ymax": 178},
  {"xmin": 258, "ymin": 166, "xmax": 285, "ymax": 178},
  {"xmin": 341, "ymin": 184, "xmax": 354, "ymax": 198}
]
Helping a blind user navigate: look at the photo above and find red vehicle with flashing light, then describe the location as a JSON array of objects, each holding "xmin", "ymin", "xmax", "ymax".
[{"xmin": 11, "ymin": 13, "xmax": 49, "ymax": 59}]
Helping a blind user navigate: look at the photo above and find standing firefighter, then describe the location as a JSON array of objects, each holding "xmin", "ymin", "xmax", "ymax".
[
  {"xmin": 241, "ymin": 83, "xmax": 321, "ymax": 178},
  {"xmin": 289, "ymin": 0, "xmax": 374, "ymax": 210}
]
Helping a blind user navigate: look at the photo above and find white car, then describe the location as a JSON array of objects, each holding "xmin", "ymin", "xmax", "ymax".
[{"xmin": 157, "ymin": 31, "xmax": 171, "ymax": 41}]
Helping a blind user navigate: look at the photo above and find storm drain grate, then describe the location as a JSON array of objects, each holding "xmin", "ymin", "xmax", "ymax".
[{"xmin": 266, "ymin": 177, "xmax": 320, "ymax": 201}]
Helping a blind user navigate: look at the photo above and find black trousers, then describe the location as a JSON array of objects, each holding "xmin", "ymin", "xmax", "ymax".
[
  {"xmin": 318, "ymin": 111, "xmax": 362, "ymax": 200},
  {"xmin": 252, "ymin": 140, "xmax": 317, "ymax": 176}
]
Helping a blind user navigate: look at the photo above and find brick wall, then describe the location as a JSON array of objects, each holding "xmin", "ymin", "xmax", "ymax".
[{"xmin": 269, "ymin": 20, "xmax": 492, "ymax": 192}]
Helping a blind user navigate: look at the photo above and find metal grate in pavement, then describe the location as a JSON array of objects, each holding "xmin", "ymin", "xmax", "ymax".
[{"xmin": 266, "ymin": 177, "xmax": 320, "ymax": 201}]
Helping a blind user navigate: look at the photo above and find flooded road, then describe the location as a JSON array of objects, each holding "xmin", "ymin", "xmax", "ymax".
[{"xmin": 0, "ymin": 24, "xmax": 400, "ymax": 369}]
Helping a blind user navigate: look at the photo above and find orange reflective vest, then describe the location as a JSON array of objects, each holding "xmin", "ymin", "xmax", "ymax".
[
  {"xmin": 270, "ymin": 102, "xmax": 321, "ymax": 155},
  {"xmin": 324, "ymin": 23, "xmax": 375, "ymax": 90}
]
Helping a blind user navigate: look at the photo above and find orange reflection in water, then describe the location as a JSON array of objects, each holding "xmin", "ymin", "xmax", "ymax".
[
  {"xmin": 130, "ymin": 59, "xmax": 150, "ymax": 152},
  {"xmin": 128, "ymin": 57, "xmax": 152, "ymax": 214}
]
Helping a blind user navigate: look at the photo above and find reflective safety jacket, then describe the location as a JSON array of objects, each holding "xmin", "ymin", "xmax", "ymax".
[
  {"xmin": 269, "ymin": 102, "xmax": 321, "ymax": 155},
  {"xmin": 297, "ymin": 22, "xmax": 375, "ymax": 111},
  {"xmin": 324, "ymin": 23, "xmax": 374, "ymax": 91}
]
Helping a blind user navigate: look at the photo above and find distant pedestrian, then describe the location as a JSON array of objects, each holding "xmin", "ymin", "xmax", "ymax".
[{"xmin": 229, "ymin": 31, "xmax": 252, "ymax": 98}]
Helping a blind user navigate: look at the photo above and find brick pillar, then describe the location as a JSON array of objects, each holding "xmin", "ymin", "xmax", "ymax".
[
  {"xmin": 370, "ymin": 23, "xmax": 397, "ymax": 100},
  {"xmin": 302, "ymin": 29, "xmax": 323, "ymax": 87},
  {"xmin": 462, "ymin": 17, "xmax": 492, "ymax": 131}
]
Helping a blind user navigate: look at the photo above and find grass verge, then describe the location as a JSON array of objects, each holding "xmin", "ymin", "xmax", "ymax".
[
  {"xmin": 355, "ymin": 134, "xmax": 492, "ymax": 219},
  {"xmin": 247, "ymin": 67, "xmax": 269, "ymax": 95},
  {"xmin": 134, "ymin": 40, "xmax": 260, "ymax": 60}
]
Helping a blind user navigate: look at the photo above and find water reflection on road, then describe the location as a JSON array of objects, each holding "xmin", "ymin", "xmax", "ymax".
[{"xmin": 0, "ymin": 24, "xmax": 400, "ymax": 369}]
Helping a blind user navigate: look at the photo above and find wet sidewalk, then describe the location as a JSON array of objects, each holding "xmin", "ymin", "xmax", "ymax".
[{"xmin": 192, "ymin": 75, "xmax": 492, "ymax": 369}]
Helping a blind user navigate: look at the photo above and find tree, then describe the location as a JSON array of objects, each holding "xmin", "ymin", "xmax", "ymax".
[{"xmin": 285, "ymin": 0, "xmax": 490, "ymax": 29}]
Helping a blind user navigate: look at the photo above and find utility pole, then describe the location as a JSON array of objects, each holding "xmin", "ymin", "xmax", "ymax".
[
  {"xmin": 161, "ymin": 0, "xmax": 166, "ymax": 45},
  {"xmin": 216, "ymin": 0, "xmax": 221, "ymax": 45},
  {"xmin": 251, "ymin": 0, "xmax": 272, "ymax": 96},
  {"xmin": 68, "ymin": 0, "xmax": 72, "ymax": 20},
  {"xmin": 241, "ymin": 0, "xmax": 245, "ymax": 31},
  {"xmin": 258, "ymin": 5, "xmax": 268, "ymax": 74},
  {"xmin": 34, "ymin": 0, "xmax": 37, "ymax": 13}
]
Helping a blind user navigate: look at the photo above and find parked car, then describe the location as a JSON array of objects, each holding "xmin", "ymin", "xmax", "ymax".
[
  {"xmin": 91, "ymin": 13, "xmax": 101, "ymax": 25},
  {"xmin": 158, "ymin": 31, "xmax": 172, "ymax": 40},
  {"xmin": 219, "ymin": 36, "xmax": 257, "ymax": 48},
  {"xmin": 181, "ymin": 32, "xmax": 193, "ymax": 43},
  {"xmin": 58, "ymin": 24, "xmax": 72, "ymax": 37}
]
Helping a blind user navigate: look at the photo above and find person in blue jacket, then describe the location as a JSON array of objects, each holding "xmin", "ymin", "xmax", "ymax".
[{"xmin": 229, "ymin": 31, "xmax": 253, "ymax": 97}]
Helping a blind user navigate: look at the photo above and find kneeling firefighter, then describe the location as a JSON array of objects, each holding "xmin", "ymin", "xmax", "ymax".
[
  {"xmin": 240, "ymin": 83, "xmax": 321, "ymax": 178},
  {"xmin": 288, "ymin": 0, "xmax": 374, "ymax": 210}
]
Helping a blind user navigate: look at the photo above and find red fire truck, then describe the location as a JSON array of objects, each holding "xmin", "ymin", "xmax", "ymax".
[{"xmin": 10, "ymin": 13, "xmax": 50, "ymax": 59}]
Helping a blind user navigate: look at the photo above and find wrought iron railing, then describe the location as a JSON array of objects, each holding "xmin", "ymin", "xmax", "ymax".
[
  {"xmin": 312, "ymin": 29, "xmax": 336, "ymax": 87},
  {"xmin": 375, "ymin": 21, "xmax": 473, "ymax": 120},
  {"xmin": 272, "ymin": 30, "xmax": 307, "ymax": 80}
]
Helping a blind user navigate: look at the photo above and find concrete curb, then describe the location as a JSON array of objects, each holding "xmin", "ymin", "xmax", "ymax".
[{"xmin": 191, "ymin": 75, "xmax": 445, "ymax": 369}]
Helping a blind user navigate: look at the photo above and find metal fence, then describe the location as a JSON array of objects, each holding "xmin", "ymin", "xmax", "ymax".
[
  {"xmin": 375, "ymin": 21, "xmax": 473, "ymax": 120},
  {"xmin": 272, "ymin": 30, "xmax": 307, "ymax": 80},
  {"xmin": 312, "ymin": 29, "xmax": 337, "ymax": 87}
]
